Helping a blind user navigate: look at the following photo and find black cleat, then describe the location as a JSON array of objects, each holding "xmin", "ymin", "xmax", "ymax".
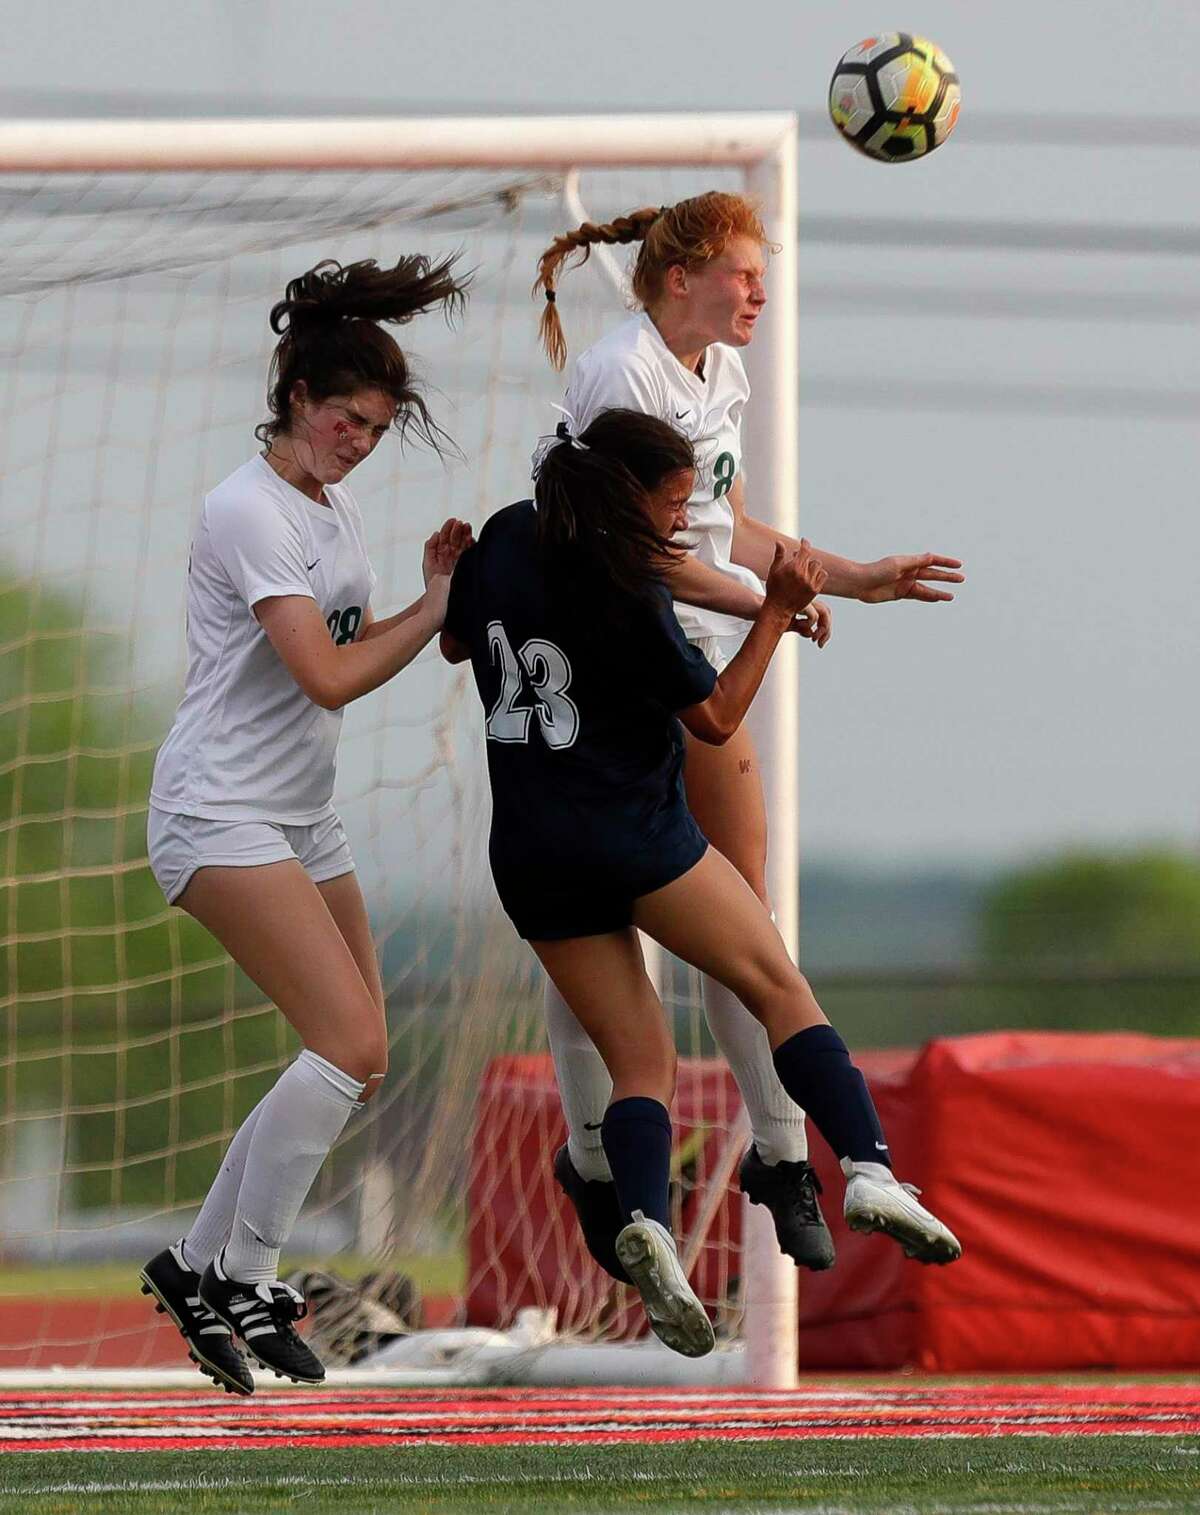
[
  {"xmin": 139, "ymin": 1241, "xmax": 255, "ymax": 1396},
  {"xmin": 738, "ymin": 1147, "xmax": 837, "ymax": 1272},
  {"xmin": 199, "ymin": 1250, "xmax": 326, "ymax": 1384},
  {"xmin": 552, "ymin": 1144, "xmax": 631, "ymax": 1284}
]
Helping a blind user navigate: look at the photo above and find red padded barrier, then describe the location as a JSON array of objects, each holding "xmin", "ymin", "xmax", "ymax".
[{"xmin": 468, "ymin": 1033, "xmax": 1200, "ymax": 1370}]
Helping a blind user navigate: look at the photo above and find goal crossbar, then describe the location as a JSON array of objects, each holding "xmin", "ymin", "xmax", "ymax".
[{"xmin": 0, "ymin": 114, "xmax": 796, "ymax": 173}]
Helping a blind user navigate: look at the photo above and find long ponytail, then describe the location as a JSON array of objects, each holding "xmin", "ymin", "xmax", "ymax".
[{"xmin": 534, "ymin": 408, "xmax": 694, "ymax": 609}]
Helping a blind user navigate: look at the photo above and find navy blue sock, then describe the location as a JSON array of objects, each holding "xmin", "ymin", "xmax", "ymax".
[
  {"xmin": 772, "ymin": 1024, "xmax": 892, "ymax": 1168},
  {"xmin": 600, "ymin": 1097, "xmax": 672, "ymax": 1229}
]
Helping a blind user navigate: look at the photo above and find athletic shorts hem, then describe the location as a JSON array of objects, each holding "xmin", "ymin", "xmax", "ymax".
[
  {"xmin": 160, "ymin": 852, "xmax": 355, "ymax": 906},
  {"xmin": 500, "ymin": 841, "xmax": 709, "ymax": 942},
  {"xmin": 511, "ymin": 907, "xmax": 635, "ymax": 943},
  {"xmin": 157, "ymin": 849, "xmax": 285, "ymax": 906},
  {"xmin": 147, "ymin": 809, "xmax": 355, "ymax": 906},
  {"xmin": 306, "ymin": 859, "xmax": 357, "ymax": 887}
]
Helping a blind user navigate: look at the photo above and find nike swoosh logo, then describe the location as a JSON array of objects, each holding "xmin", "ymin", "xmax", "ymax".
[
  {"xmin": 583, "ymin": 1121, "xmax": 603, "ymax": 1132},
  {"xmin": 675, "ymin": 410, "xmax": 690, "ymax": 420},
  {"xmin": 306, "ymin": 559, "xmax": 320, "ymax": 571},
  {"xmin": 875, "ymin": 1141, "xmax": 889, "ymax": 1151}
]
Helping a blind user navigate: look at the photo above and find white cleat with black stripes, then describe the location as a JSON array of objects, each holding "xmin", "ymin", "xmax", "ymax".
[
  {"xmin": 139, "ymin": 1241, "xmax": 255, "ymax": 1396},
  {"xmin": 199, "ymin": 1250, "xmax": 326, "ymax": 1384},
  {"xmin": 841, "ymin": 1158, "xmax": 962, "ymax": 1264},
  {"xmin": 614, "ymin": 1210, "xmax": 715, "ymax": 1359}
]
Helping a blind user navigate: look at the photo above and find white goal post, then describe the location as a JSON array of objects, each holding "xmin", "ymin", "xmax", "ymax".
[{"xmin": 0, "ymin": 114, "xmax": 800, "ymax": 1389}]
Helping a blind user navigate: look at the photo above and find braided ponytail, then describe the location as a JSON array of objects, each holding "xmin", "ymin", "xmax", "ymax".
[
  {"xmin": 533, "ymin": 192, "xmax": 774, "ymax": 370},
  {"xmin": 532, "ymin": 208, "xmax": 660, "ymax": 370}
]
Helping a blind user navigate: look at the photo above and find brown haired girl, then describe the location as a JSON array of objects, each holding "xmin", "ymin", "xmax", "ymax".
[
  {"xmin": 440, "ymin": 407, "xmax": 960, "ymax": 1357},
  {"xmin": 139, "ymin": 255, "xmax": 472, "ymax": 1395},
  {"xmin": 533, "ymin": 191, "xmax": 964, "ymax": 1276}
]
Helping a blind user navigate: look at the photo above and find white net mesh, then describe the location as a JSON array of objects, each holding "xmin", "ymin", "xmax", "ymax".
[{"xmin": 0, "ymin": 159, "xmax": 753, "ymax": 1372}]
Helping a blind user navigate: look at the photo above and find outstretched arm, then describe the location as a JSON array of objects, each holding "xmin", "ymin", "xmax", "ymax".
[
  {"xmin": 667, "ymin": 551, "xmax": 763, "ymax": 619},
  {"xmin": 666, "ymin": 540, "xmax": 830, "ymax": 646},
  {"xmin": 727, "ymin": 477, "xmax": 963, "ymax": 603}
]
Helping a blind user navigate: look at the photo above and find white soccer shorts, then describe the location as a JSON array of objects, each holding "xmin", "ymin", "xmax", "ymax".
[{"xmin": 147, "ymin": 808, "xmax": 355, "ymax": 904}]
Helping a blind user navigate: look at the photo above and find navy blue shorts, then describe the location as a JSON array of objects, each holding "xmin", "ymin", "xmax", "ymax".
[{"xmin": 491, "ymin": 826, "xmax": 709, "ymax": 941}]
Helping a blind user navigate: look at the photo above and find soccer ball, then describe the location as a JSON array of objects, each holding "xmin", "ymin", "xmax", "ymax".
[{"xmin": 829, "ymin": 34, "xmax": 961, "ymax": 162}]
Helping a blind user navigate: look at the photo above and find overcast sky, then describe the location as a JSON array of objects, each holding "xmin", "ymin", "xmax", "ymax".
[{"xmin": 4, "ymin": 0, "xmax": 1198, "ymax": 869}]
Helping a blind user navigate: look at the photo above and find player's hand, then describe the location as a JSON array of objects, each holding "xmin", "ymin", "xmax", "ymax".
[
  {"xmin": 790, "ymin": 597, "xmax": 833, "ymax": 649},
  {"xmin": 764, "ymin": 539, "xmax": 827, "ymax": 617},
  {"xmin": 857, "ymin": 552, "xmax": 963, "ymax": 604},
  {"xmin": 422, "ymin": 518, "xmax": 473, "ymax": 587}
]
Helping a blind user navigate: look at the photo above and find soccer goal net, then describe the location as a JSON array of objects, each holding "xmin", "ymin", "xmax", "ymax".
[{"xmin": 0, "ymin": 117, "xmax": 800, "ymax": 1388}]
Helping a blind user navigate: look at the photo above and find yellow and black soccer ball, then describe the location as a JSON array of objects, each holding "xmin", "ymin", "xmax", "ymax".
[{"xmin": 829, "ymin": 33, "xmax": 961, "ymax": 162}]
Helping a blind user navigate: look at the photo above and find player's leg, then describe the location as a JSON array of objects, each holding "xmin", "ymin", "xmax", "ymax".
[
  {"xmin": 682, "ymin": 719, "xmax": 833, "ymax": 1270},
  {"xmin": 314, "ymin": 867, "xmax": 386, "ymax": 1021},
  {"xmin": 141, "ymin": 816, "xmax": 339, "ymax": 1391},
  {"xmin": 533, "ymin": 929, "xmax": 674, "ymax": 1211},
  {"xmin": 179, "ymin": 862, "xmax": 385, "ymax": 1263},
  {"xmin": 544, "ymin": 977, "xmax": 613, "ymax": 1182},
  {"xmin": 542, "ymin": 978, "xmax": 628, "ymax": 1281},
  {"xmin": 543, "ymin": 717, "xmax": 833, "ymax": 1272},
  {"xmin": 146, "ymin": 859, "xmax": 384, "ymax": 1390},
  {"xmin": 177, "ymin": 859, "xmax": 387, "ymax": 1381},
  {"xmin": 179, "ymin": 824, "xmax": 384, "ymax": 1277},
  {"xmin": 633, "ymin": 851, "xmax": 961, "ymax": 1265},
  {"xmin": 531, "ymin": 930, "xmax": 713, "ymax": 1357}
]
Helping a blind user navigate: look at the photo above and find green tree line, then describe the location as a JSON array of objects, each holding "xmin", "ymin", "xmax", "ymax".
[{"xmin": 1, "ymin": 567, "xmax": 283, "ymax": 1212}]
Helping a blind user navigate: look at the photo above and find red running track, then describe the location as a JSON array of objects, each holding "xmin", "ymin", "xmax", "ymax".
[{"xmin": 3, "ymin": 1384, "xmax": 1199, "ymax": 1451}]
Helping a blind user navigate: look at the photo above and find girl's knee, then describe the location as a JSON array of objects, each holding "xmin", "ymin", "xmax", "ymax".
[
  {"xmin": 320, "ymin": 1035, "xmax": 388, "ymax": 1093},
  {"xmin": 736, "ymin": 955, "xmax": 804, "ymax": 1019},
  {"xmin": 357, "ymin": 1069, "xmax": 387, "ymax": 1104},
  {"xmin": 353, "ymin": 1042, "xmax": 389, "ymax": 1090}
]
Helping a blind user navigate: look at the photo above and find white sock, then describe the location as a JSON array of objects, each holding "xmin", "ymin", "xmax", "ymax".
[
  {"xmin": 544, "ymin": 979, "xmax": 614, "ymax": 1182},
  {"xmin": 221, "ymin": 1049, "xmax": 364, "ymax": 1284},
  {"xmin": 181, "ymin": 1092, "xmax": 271, "ymax": 1272},
  {"xmin": 701, "ymin": 974, "xmax": 809, "ymax": 1165}
]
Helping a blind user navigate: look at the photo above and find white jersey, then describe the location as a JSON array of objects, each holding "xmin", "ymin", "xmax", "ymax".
[
  {"xmin": 150, "ymin": 454, "xmax": 376, "ymax": 824},
  {"xmin": 563, "ymin": 312, "xmax": 762, "ymax": 641}
]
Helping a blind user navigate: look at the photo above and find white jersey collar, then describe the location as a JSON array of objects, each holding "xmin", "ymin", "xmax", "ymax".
[{"xmin": 254, "ymin": 453, "xmax": 338, "ymax": 522}]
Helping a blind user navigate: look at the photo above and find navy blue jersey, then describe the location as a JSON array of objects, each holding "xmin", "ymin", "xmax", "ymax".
[{"xmin": 445, "ymin": 501, "xmax": 717, "ymax": 931}]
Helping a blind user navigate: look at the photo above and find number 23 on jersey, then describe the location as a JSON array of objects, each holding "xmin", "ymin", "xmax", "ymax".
[{"xmin": 485, "ymin": 620, "xmax": 579, "ymax": 750}]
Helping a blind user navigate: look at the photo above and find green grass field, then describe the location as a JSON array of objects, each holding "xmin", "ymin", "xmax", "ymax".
[
  {"xmin": 0, "ymin": 1251, "xmax": 466, "ymax": 1302},
  {"xmin": 2, "ymin": 1437, "xmax": 1198, "ymax": 1514}
]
